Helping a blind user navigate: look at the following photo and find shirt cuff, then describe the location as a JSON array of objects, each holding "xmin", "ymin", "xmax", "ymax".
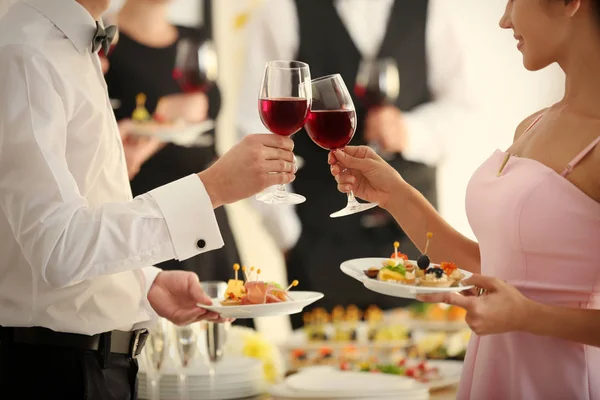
[
  {"xmin": 149, "ymin": 174, "xmax": 224, "ymax": 261},
  {"xmin": 401, "ymin": 112, "xmax": 442, "ymax": 167}
]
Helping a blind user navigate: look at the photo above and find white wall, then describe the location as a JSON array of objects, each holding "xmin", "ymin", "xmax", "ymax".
[{"xmin": 435, "ymin": 0, "xmax": 564, "ymax": 238}]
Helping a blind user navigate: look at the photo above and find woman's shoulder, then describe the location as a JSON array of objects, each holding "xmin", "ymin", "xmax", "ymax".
[{"xmin": 513, "ymin": 108, "xmax": 548, "ymax": 142}]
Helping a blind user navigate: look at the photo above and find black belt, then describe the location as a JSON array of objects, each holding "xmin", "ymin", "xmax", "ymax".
[{"xmin": 0, "ymin": 326, "xmax": 148, "ymax": 359}]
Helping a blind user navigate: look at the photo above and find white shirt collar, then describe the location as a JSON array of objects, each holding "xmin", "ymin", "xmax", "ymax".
[{"xmin": 22, "ymin": 0, "xmax": 97, "ymax": 54}]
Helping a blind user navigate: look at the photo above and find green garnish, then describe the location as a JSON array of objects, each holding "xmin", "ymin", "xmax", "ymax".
[
  {"xmin": 375, "ymin": 364, "xmax": 406, "ymax": 375},
  {"xmin": 267, "ymin": 281, "xmax": 283, "ymax": 290},
  {"xmin": 382, "ymin": 265, "xmax": 406, "ymax": 276}
]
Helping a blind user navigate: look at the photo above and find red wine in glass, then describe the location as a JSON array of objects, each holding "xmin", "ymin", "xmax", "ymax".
[
  {"xmin": 307, "ymin": 74, "xmax": 377, "ymax": 218},
  {"xmin": 259, "ymin": 97, "xmax": 309, "ymax": 137},
  {"xmin": 354, "ymin": 58, "xmax": 399, "ymax": 108},
  {"xmin": 305, "ymin": 109, "xmax": 356, "ymax": 150},
  {"xmin": 172, "ymin": 68, "xmax": 211, "ymax": 93},
  {"xmin": 254, "ymin": 60, "xmax": 311, "ymax": 206},
  {"xmin": 174, "ymin": 38, "xmax": 218, "ymax": 93},
  {"xmin": 353, "ymin": 83, "xmax": 391, "ymax": 109}
]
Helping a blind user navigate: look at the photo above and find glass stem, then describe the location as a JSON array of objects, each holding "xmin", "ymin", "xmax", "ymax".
[
  {"xmin": 178, "ymin": 373, "xmax": 188, "ymax": 400},
  {"xmin": 208, "ymin": 363, "xmax": 216, "ymax": 395},
  {"xmin": 347, "ymin": 190, "xmax": 359, "ymax": 210},
  {"xmin": 149, "ymin": 377, "xmax": 160, "ymax": 400},
  {"xmin": 274, "ymin": 184, "xmax": 287, "ymax": 200}
]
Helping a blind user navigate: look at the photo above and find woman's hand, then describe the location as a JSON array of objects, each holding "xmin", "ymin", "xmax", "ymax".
[
  {"xmin": 328, "ymin": 145, "xmax": 406, "ymax": 209},
  {"xmin": 155, "ymin": 93, "xmax": 209, "ymax": 123},
  {"xmin": 417, "ymin": 275, "xmax": 535, "ymax": 336}
]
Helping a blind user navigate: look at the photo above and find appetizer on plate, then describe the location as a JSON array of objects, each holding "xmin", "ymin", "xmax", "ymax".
[
  {"xmin": 339, "ymin": 357, "xmax": 441, "ymax": 383},
  {"xmin": 366, "ymin": 241, "xmax": 416, "ymax": 284},
  {"xmin": 131, "ymin": 92, "xmax": 184, "ymax": 127},
  {"xmin": 363, "ymin": 233, "xmax": 467, "ymax": 288},
  {"xmin": 222, "ymin": 264, "xmax": 298, "ymax": 306}
]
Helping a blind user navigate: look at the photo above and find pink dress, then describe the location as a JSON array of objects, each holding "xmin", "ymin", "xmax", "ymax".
[{"xmin": 460, "ymin": 115, "xmax": 600, "ymax": 399}]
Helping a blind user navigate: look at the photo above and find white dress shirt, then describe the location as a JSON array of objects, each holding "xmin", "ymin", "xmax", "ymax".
[
  {"xmin": 236, "ymin": 0, "xmax": 473, "ymax": 250},
  {"xmin": 0, "ymin": 0, "xmax": 224, "ymax": 335}
]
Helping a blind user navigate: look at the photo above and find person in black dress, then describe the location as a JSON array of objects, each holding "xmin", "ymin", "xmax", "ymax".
[{"xmin": 104, "ymin": 0, "xmax": 251, "ymax": 327}]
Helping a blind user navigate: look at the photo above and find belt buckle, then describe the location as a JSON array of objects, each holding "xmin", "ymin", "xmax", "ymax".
[{"xmin": 130, "ymin": 329, "xmax": 148, "ymax": 359}]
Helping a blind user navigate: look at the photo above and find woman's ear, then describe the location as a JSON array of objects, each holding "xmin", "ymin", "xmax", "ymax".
[{"xmin": 564, "ymin": 0, "xmax": 581, "ymax": 18}]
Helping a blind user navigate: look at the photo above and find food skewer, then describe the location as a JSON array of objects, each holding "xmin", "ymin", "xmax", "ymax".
[
  {"xmin": 285, "ymin": 280, "xmax": 299, "ymax": 292},
  {"xmin": 393, "ymin": 241, "xmax": 400, "ymax": 258},
  {"xmin": 241, "ymin": 265, "xmax": 249, "ymax": 281},
  {"xmin": 233, "ymin": 263, "xmax": 240, "ymax": 281},
  {"xmin": 256, "ymin": 268, "xmax": 261, "ymax": 282},
  {"xmin": 250, "ymin": 266, "xmax": 256, "ymax": 281},
  {"xmin": 417, "ymin": 232, "xmax": 433, "ymax": 270}
]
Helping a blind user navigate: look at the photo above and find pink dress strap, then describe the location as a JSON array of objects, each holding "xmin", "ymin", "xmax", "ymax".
[
  {"xmin": 523, "ymin": 113, "xmax": 545, "ymax": 135},
  {"xmin": 561, "ymin": 135, "xmax": 600, "ymax": 177}
]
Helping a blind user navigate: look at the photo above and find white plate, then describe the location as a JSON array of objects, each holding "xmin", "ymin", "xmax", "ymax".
[
  {"xmin": 271, "ymin": 367, "xmax": 429, "ymax": 399},
  {"xmin": 424, "ymin": 360, "xmax": 463, "ymax": 391},
  {"xmin": 197, "ymin": 291, "xmax": 324, "ymax": 319},
  {"xmin": 269, "ymin": 384, "xmax": 429, "ymax": 400},
  {"xmin": 341, "ymin": 258, "xmax": 474, "ymax": 299},
  {"xmin": 130, "ymin": 120, "xmax": 214, "ymax": 147}
]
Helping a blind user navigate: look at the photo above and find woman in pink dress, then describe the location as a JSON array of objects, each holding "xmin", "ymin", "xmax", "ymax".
[{"xmin": 329, "ymin": 0, "xmax": 600, "ymax": 398}]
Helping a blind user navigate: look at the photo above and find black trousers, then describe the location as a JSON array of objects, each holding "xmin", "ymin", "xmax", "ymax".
[{"xmin": 0, "ymin": 342, "xmax": 138, "ymax": 400}]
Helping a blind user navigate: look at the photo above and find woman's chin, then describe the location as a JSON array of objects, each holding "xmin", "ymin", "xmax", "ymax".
[{"xmin": 522, "ymin": 54, "xmax": 553, "ymax": 72}]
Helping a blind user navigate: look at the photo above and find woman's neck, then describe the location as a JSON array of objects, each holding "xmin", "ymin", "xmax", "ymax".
[
  {"xmin": 559, "ymin": 27, "xmax": 600, "ymax": 117},
  {"xmin": 117, "ymin": 0, "xmax": 177, "ymax": 48}
]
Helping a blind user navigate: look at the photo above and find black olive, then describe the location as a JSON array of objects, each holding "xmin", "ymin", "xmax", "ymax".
[
  {"xmin": 417, "ymin": 255, "xmax": 430, "ymax": 270},
  {"xmin": 426, "ymin": 267, "xmax": 444, "ymax": 278},
  {"xmin": 364, "ymin": 268, "xmax": 379, "ymax": 279}
]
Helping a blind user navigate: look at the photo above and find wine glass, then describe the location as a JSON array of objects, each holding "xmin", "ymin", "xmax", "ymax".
[
  {"xmin": 305, "ymin": 74, "xmax": 378, "ymax": 218},
  {"xmin": 143, "ymin": 318, "xmax": 170, "ymax": 400},
  {"xmin": 173, "ymin": 38, "xmax": 219, "ymax": 93},
  {"xmin": 199, "ymin": 282, "xmax": 232, "ymax": 395},
  {"xmin": 255, "ymin": 60, "xmax": 311, "ymax": 205},
  {"xmin": 355, "ymin": 58, "xmax": 400, "ymax": 160},
  {"xmin": 171, "ymin": 323, "xmax": 200, "ymax": 400},
  {"xmin": 354, "ymin": 58, "xmax": 400, "ymax": 108}
]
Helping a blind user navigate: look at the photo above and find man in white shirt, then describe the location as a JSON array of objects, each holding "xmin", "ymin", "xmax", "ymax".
[
  {"xmin": 237, "ymin": 0, "xmax": 472, "ymax": 326},
  {"xmin": 0, "ymin": 0, "xmax": 296, "ymax": 398}
]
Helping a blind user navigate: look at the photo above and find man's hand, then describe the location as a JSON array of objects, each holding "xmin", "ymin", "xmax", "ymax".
[
  {"xmin": 199, "ymin": 134, "xmax": 296, "ymax": 208},
  {"xmin": 155, "ymin": 93, "xmax": 209, "ymax": 123},
  {"xmin": 364, "ymin": 105, "xmax": 408, "ymax": 153},
  {"xmin": 148, "ymin": 271, "xmax": 229, "ymax": 325},
  {"xmin": 118, "ymin": 119, "xmax": 164, "ymax": 180}
]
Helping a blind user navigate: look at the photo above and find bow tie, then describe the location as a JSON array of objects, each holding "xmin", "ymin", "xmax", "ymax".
[{"xmin": 92, "ymin": 22, "xmax": 117, "ymax": 54}]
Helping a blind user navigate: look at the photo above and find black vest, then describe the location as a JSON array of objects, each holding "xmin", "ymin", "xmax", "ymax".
[{"xmin": 292, "ymin": 0, "xmax": 437, "ymax": 239}]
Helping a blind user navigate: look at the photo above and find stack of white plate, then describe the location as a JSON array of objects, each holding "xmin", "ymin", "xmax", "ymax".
[
  {"xmin": 269, "ymin": 366, "xmax": 430, "ymax": 400},
  {"xmin": 138, "ymin": 356, "xmax": 265, "ymax": 400}
]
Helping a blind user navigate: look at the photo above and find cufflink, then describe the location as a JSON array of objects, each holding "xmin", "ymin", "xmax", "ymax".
[{"xmin": 196, "ymin": 239, "xmax": 206, "ymax": 249}]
